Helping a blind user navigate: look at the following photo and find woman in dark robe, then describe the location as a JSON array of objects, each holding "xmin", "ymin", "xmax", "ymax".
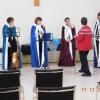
[{"xmin": 58, "ymin": 17, "xmax": 74, "ymax": 67}]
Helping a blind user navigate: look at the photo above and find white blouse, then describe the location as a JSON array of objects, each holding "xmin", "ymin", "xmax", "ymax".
[
  {"xmin": 34, "ymin": 24, "xmax": 44, "ymax": 40},
  {"xmin": 64, "ymin": 25, "xmax": 73, "ymax": 41}
]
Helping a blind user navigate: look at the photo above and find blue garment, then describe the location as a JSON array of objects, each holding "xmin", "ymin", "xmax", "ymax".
[
  {"xmin": 43, "ymin": 28, "xmax": 48, "ymax": 67},
  {"xmin": 2, "ymin": 25, "xmax": 22, "ymax": 70},
  {"xmin": 30, "ymin": 25, "xmax": 48, "ymax": 68}
]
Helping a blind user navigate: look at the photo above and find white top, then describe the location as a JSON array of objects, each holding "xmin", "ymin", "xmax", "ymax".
[
  {"xmin": 34, "ymin": 24, "xmax": 44, "ymax": 40},
  {"xmin": 64, "ymin": 25, "xmax": 73, "ymax": 41}
]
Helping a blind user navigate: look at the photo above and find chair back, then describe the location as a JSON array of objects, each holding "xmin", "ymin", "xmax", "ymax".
[
  {"xmin": 0, "ymin": 87, "xmax": 19, "ymax": 100},
  {"xmin": 0, "ymin": 70, "xmax": 20, "ymax": 89},
  {"xmin": 35, "ymin": 69, "xmax": 63, "ymax": 88},
  {"xmin": 38, "ymin": 86, "xmax": 75, "ymax": 100}
]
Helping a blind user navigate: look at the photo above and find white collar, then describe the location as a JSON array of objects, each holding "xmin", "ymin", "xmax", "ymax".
[
  {"xmin": 63, "ymin": 24, "xmax": 70, "ymax": 29},
  {"xmin": 96, "ymin": 20, "xmax": 100, "ymax": 24},
  {"xmin": 34, "ymin": 24, "xmax": 44, "ymax": 34},
  {"xmin": 6, "ymin": 23, "xmax": 14, "ymax": 28}
]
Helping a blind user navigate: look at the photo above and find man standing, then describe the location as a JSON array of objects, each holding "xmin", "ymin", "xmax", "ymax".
[
  {"xmin": 94, "ymin": 12, "xmax": 100, "ymax": 68},
  {"xmin": 76, "ymin": 17, "xmax": 92, "ymax": 76}
]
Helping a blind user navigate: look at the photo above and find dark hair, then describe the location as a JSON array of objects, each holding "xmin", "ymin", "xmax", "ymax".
[
  {"xmin": 98, "ymin": 12, "xmax": 100, "ymax": 17},
  {"xmin": 7, "ymin": 17, "xmax": 14, "ymax": 23},
  {"xmin": 35, "ymin": 17, "xmax": 42, "ymax": 24},
  {"xmin": 64, "ymin": 17, "xmax": 70, "ymax": 22},
  {"xmin": 81, "ymin": 17, "xmax": 88, "ymax": 25}
]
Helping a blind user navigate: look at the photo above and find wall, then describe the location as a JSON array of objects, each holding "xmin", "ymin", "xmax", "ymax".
[
  {"xmin": 0, "ymin": 0, "xmax": 99, "ymax": 62},
  {"xmin": 0, "ymin": 0, "xmax": 98, "ymax": 46},
  {"xmin": 41, "ymin": 0, "xmax": 96, "ymax": 37},
  {"xmin": 95, "ymin": 0, "xmax": 100, "ymax": 16}
]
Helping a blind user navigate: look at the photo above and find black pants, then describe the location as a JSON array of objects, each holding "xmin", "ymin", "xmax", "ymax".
[
  {"xmin": 79, "ymin": 51, "xmax": 91, "ymax": 74},
  {"xmin": 39, "ymin": 40, "xmax": 42, "ymax": 65},
  {"xmin": 72, "ymin": 41, "xmax": 76, "ymax": 66},
  {"xmin": 8, "ymin": 47, "xmax": 12, "ymax": 70},
  {"xmin": 96, "ymin": 40, "xmax": 99, "ymax": 58}
]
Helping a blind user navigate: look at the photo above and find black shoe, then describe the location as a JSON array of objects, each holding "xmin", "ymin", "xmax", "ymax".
[
  {"xmin": 79, "ymin": 70, "xmax": 84, "ymax": 73},
  {"xmin": 81, "ymin": 73, "xmax": 91, "ymax": 77}
]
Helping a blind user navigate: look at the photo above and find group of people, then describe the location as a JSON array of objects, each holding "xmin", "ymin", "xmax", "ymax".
[
  {"xmin": 58, "ymin": 17, "xmax": 92, "ymax": 76},
  {"xmin": 2, "ymin": 12, "xmax": 100, "ymax": 77},
  {"xmin": 59, "ymin": 12, "xmax": 100, "ymax": 77},
  {"xmin": 30, "ymin": 13, "xmax": 100, "ymax": 77}
]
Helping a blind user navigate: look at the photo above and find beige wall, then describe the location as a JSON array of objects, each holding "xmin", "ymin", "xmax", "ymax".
[
  {"xmin": 0, "ymin": 0, "xmax": 98, "ymax": 45},
  {"xmin": 0, "ymin": 0, "xmax": 99, "ymax": 62}
]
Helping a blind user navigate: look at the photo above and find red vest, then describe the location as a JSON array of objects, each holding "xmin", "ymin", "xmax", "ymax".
[{"xmin": 76, "ymin": 25, "xmax": 92, "ymax": 51}]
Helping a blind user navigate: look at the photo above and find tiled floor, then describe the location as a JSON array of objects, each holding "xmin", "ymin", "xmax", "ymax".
[{"xmin": 1, "ymin": 62, "xmax": 100, "ymax": 100}]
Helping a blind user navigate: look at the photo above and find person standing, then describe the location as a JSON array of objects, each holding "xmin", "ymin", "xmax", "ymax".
[
  {"xmin": 2, "ymin": 17, "xmax": 22, "ymax": 70},
  {"xmin": 58, "ymin": 17, "xmax": 74, "ymax": 66},
  {"xmin": 76, "ymin": 17, "xmax": 92, "ymax": 76},
  {"xmin": 94, "ymin": 12, "xmax": 100, "ymax": 68},
  {"xmin": 30, "ymin": 17, "xmax": 48, "ymax": 69}
]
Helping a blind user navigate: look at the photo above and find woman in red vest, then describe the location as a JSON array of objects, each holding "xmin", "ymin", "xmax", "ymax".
[{"xmin": 76, "ymin": 17, "xmax": 92, "ymax": 76}]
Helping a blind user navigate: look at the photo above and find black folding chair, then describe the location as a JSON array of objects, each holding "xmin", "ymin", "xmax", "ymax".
[
  {"xmin": 35, "ymin": 69, "xmax": 63, "ymax": 88},
  {"xmin": 0, "ymin": 70, "xmax": 24, "ymax": 100},
  {"xmin": 0, "ymin": 87, "xmax": 19, "ymax": 100},
  {"xmin": 0, "ymin": 87, "xmax": 24, "ymax": 100},
  {"xmin": 0, "ymin": 70, "xmax": 20, "ymax": 89},
  {"xmin": 38, "ymin": 86, "xmax": 75, "ymax": 100}
]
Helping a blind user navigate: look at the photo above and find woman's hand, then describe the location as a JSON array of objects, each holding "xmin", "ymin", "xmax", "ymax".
[
  {"xmin": 39, "ymin": 32, "xmax": 43, "ymax": 38},
  {"xmin": 41, "ymin": 24, "xmax": 45, "ymax": 29},
  {"xmin": 16, "ymin": 37, "xmax": 19, "ymax": 45},
  {"xmin": 8, "ymin": 42, "xmax": 11, "ymax": 47},
  {"xmin": 74, "ymin": 35, "xmax": 77, "ymax": 38},
  {"xmin": 66, "ymin": 39, "xmax": 71, "ymax": 42}
]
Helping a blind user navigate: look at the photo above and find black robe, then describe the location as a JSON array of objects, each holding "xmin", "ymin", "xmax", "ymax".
[{"xmin": 71, "ymin": 27, "xmax": 76, "ymax": 66}]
